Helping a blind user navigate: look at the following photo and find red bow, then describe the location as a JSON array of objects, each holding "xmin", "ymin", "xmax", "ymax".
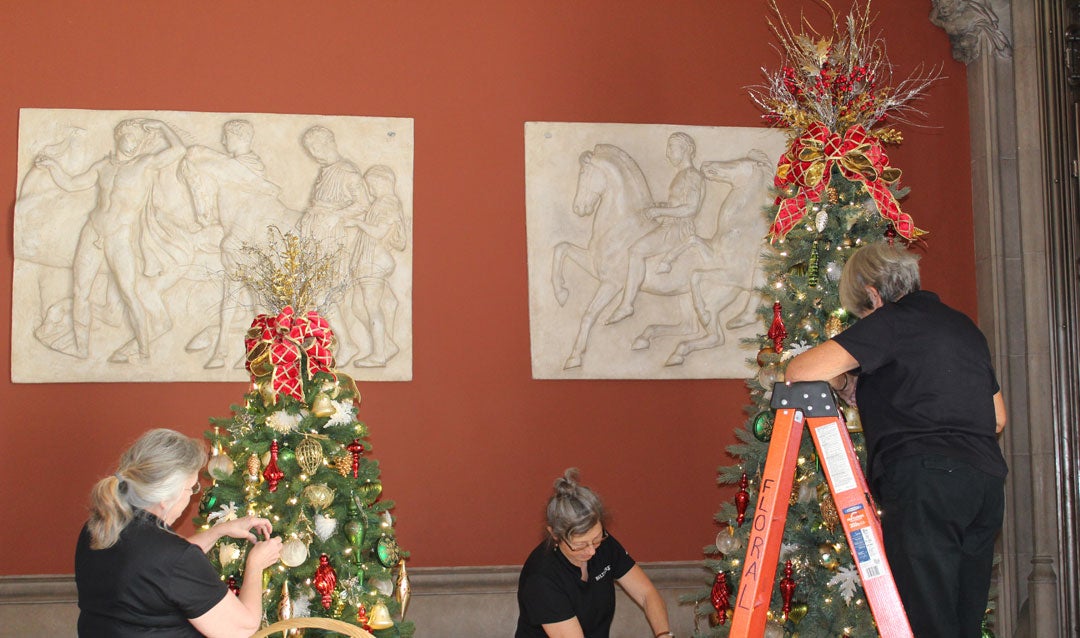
[
  {"xmin": 769, "ymin": 122, "xmax": 924, "ymax": 242},
  {"xmin": 244, "ymin": 306, "xmax": 337, "ymax": 402}
]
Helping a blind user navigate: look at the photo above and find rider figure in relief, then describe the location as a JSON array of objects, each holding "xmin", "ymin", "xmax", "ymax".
[{"xmin": 607, "ymin": 132, "xmax": 705, "ymax": 325}]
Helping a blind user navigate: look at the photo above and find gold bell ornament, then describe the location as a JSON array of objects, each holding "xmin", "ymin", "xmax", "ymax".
[
  {"xmin": 311, "ymin": 393, "xmax": 335, "ymax": 418},
  {"xmin": 367, "ymin": 602, "xmax": 394, "ymax": 630}
]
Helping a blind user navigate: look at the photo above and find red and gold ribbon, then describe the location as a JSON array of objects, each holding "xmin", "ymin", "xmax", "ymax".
[
  {"xmin": 244, "ymin": 306, "xmax": 337, "ymax": 402},
  {"xmin": 769, "ymin": 122, "xmax": 925, "ymax": 242}
]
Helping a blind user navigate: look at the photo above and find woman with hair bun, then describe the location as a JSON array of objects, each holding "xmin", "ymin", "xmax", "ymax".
[
  {"xmin": 515, "ymin": 468, "xmax": 673, "ymax": 638},
  {"xmin": 75, "ymin": 428, "xmax": 282, "ymax": 637}
]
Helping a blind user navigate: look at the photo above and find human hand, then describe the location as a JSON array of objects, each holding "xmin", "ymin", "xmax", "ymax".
[
  {"xmin": 246, "ymin": 536, "xmax": 283, "ymax": 572},
  {"xmin": 214, "ymin": 516, "xmax": 273, "ymax": 543},
  {"xmin": 34, "ymin": 154, "xmax": 57, "ymax": 169}
]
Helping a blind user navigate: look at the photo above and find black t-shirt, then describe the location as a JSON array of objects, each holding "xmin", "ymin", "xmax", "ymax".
[
  {"xmin": 515, "ymin": 534, "xmax": 636, "ymax": 638},
  {"xmin": 75, "ymin": 511, "xmax": 229, "ymax": 637},
  {"xmin": 833, "ymin": 290, "xmax": 1008, "ymax": 484}
]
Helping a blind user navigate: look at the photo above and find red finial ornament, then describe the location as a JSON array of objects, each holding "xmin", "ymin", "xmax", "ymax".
[
  {"xmin": 780, "ymin": 560, "xmax": 796, "ymax": 619},
  {"xmin": 263, "ymin": 440, "xmax": 284, "ymax": 492},
  {"xmin": 357, "ymin": 602, "xmax": 370, "ymax": 630},
  {"xmin": 884, "ymin": 223, "xmax": 897, "ymax": 246},
  {"xmin": 710, "ymin": 572, "xmax": 730, "ymax": 624},
  {"xmin": 347, "ymin": 438, "xmax": 365, "ymax": 478},
  {"xmin": 735, "ymin": 473, "xmax": 750, "ymax": 526},
  {"xmin": 227, "ymin": 576, "xmax": 240, "ymax": 596},
  {"xmin": 313, "ymin": 554, "xmax": 337, "ymax": 609},
  {"xmin": 767, "ymin": 302, "xmax": 786, "ymax": 353}
]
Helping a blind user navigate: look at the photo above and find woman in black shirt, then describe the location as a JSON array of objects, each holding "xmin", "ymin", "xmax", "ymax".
[
  {"xmin": 75, "ymin": 428, "xmax": 282, "ymax": 637},
  {"xmin": 516, "ymin": 468, "xmax": 673, "ymax": 638},
  {"xmin": 786, "ymin": 242, "xmax": 1007, "ymax": 638}
]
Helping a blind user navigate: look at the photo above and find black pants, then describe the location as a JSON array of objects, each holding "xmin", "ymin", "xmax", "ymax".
[{"xmin": 873, "ymin": 454, "xmax": 1005, "ymax": 638}]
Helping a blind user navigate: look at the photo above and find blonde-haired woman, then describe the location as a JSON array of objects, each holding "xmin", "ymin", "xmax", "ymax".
[{"xmin": 75, "ymin": 428, "xmax": 282, "ymax": 637}]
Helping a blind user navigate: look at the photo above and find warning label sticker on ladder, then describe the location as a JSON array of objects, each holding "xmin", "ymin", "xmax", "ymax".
[{"xmin": 844, "ymin": 504, "xmax": 885, "ymax": 580}]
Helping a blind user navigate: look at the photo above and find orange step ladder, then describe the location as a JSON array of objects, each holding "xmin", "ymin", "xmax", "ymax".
[{"xmin": 728, "ymin": 381, "xmax": 912, "ymax": 637}]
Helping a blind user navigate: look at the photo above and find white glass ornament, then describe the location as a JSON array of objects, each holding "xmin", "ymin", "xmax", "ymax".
[
  {"xmin": 280, "ymin": 538, "xmax": 308, "ymax": 567},
  {"xmin": 218, "ymin": 542, "xmax": 241, "ymax": 568},
  {"xmin": 207, "ymin": 454, "xmax": 235, "ymax": 481}
]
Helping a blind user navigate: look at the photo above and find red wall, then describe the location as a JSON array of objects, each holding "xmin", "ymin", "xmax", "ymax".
[{"xmin": 0, "ymin": 0, "xmax": 971, "ymax": 574}]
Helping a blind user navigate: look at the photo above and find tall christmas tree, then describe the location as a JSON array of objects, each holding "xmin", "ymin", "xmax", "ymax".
[
  {"xmin": 193, "ymin": 227, "xmax": 414, "ymax": 637},
  {"xmin": 688, "ymin": 2, "xmax": 941, "ymax": 636}
]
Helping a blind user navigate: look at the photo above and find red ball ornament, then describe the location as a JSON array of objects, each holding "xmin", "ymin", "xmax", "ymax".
[
  {"xmin": 263, "ymin": 440, "xmax": 284, "ymax": 492},
  {"xmin": 313, "ymin": 553, "xmax": 337, "ymax": 609},
  {"xmin": 347, "ymin": 438, "xmax": 365, "ymax": 479},
  {"xmin": 710, "ymin": 572, "xmax": 730, "ymax": 624},
  {"xmin": 767, "ymin": 302, "xmax": 787, "ymax": 353},
  {"xmin": 780, "ymin": 560, "xmax": 796, "ymax": 620},
  {"xmin": 735, "ymin": 473, "xmax": 750, "ymax": 526}
]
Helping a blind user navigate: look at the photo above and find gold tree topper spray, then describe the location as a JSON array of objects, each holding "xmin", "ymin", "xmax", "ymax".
[
  {"xmin": 750, "ymin": 0, "xmax": 943, "ymax": 138},
  {"xmin": 233, "ymin": 225, "xmax": 350, "ymax": 314}
]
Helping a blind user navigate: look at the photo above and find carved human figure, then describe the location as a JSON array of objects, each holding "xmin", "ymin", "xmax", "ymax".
[
  {"xmin": 300, "ymin": 126, "xmax": 372, "ymax": 361},
  {"xmin": 180, "ymin": 119, "xmax": 297, "ymax": 369},
  {"xmin": 347, "ymin": 165, "xmax": 407, "ymax": 367},
  {"xmin": 607, "ymin": 132, "xmax": 706, "ymax": 324},
  {"xmin": 33, "ymin": 119, "xmax": 186, "ymax": 362}
]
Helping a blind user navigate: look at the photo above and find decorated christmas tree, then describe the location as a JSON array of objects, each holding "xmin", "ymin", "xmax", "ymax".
[
  {"xmin": 688, "ymin": 2, "xmax": 945, "ymax": 636},
  {"xmin": 194, "ymin": 227, "xmax": 414, "ymax": 637}
]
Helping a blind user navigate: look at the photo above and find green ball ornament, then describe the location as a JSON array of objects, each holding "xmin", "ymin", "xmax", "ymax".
[
  {"xmin": 376, "ymin": 535, "xmax": 401, "ymax": 567},
  {"xmin": 752, "ymin": 411, "xmax": 774, "ymax": 442}
]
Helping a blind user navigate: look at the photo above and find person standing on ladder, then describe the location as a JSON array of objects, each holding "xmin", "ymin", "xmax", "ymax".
[{"xmin": 785, "ymin": 241, "xmax": 1007, "ymax": 638}]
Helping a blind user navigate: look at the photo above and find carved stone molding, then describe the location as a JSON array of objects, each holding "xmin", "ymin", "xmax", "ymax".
[{"xmin": 930, "ymin": 0, "xmax": 1012, "ymax": 63}]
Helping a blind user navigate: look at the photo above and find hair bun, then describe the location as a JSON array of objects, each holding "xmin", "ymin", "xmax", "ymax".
[{"xmin": 553, "ymin": 467, "xmax": 581, "ymax": 497}]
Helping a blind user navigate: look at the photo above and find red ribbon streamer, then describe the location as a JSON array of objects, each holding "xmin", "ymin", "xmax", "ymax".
[
  {"xmin": 769, "ymin": 122, "xmax": 925, "ymax": 242},
  {"xmin": 244, "ymin": 306, "xmax": 337, "ymax": 402}
]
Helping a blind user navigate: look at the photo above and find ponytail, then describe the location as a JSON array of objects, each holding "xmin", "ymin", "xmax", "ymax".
[{"xmin": 85, "ymin": 429, "xmax": 206, "ymax": 549}]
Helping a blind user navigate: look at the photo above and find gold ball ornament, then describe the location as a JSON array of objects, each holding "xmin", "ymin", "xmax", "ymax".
[
  {"xmin": 356, "ymin": 481, "xmax": 383, "ymax": 506},
  {"xmin": 280, "ymin": 538, "xmax": 309, "ymax": 567},
  {"xmin": 303, "ymin": 484, "xmax": 335, "ymax": 510},
  {"xmin": 208, "ymin": 454, "xmax": 235, "ymax": 481},
  {"xmin": 756, "ymin": 347, "xmax": 776, "ymax": 368},
  {"xmin": 842, "ymin": 404, "xmax": 862, "ymax": 433},
  {"xmin": 819, "ymin": 542, "xmax": 840, "ymax": 571},
  {"xmin": 295, "ymin": 438, "xmax": 325, "ymax": 475}
]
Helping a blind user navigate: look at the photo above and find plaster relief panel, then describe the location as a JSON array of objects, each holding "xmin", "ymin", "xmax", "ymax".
[
  {"xmin": 526, "ymin": 122, "xmax": 788, "ymax": 379},
  {"xmin": 13, "ymin": 108, "xmax": 413, "ymax": 382}
]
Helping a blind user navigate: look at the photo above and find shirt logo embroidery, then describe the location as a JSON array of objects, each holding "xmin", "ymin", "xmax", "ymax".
[{"xmin": 594, "ymin": 565, "xmax": 611, "ymax": 581}]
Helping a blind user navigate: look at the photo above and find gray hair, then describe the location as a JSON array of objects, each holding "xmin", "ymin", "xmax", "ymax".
[
  {"xmin": 545, "ymin": 468, "xmax": 606, "ymax": 544},
  {"xmin": 839, "ymin": 242, "xmax": 921, "ymax": 316},
  {"xmin": 86, "ymin": 429, "xmax": 207, "ymax": 549}
]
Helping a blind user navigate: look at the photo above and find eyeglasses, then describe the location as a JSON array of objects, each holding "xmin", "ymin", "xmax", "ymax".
[
  {"xmin": 190, "ymin": 482, "xmax": 202, "ymax": 495},
  {"xmin": 562, "ymin": 530, "xmax": 609, "ymax": 552}
]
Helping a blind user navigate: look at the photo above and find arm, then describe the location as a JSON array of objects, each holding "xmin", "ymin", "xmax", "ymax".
[
  {"xmin": 188, "ymin": 536, "xmax": 282, "ymax": 638},
  {"xmin": 541, "ymin": 617, "xmax": 586, "ymax": 638},
  {"xmin": 34, "ymin": 155, "xmax": 101, "ymax": 192},
  {"xmin": 994, "ymin": 391, "xmax": 1007, "ymax": 434},
  {"xmin": 616, "ymin": 565, "xmax": 671, "ymax": 637},
  {"xmin": 645, "ymin": 171, "xmax": 704, "ymax": 220},
  {"xmin": 186, "ymin": 516, "xmax": 273, "ymax": 553},
  {"xmin": 784, "ymin": 340, "xmax": 860, "ymax": 393},
  {"xmin": 142, "ymin": 120, "xmax": 187, "ymax": 169}
]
